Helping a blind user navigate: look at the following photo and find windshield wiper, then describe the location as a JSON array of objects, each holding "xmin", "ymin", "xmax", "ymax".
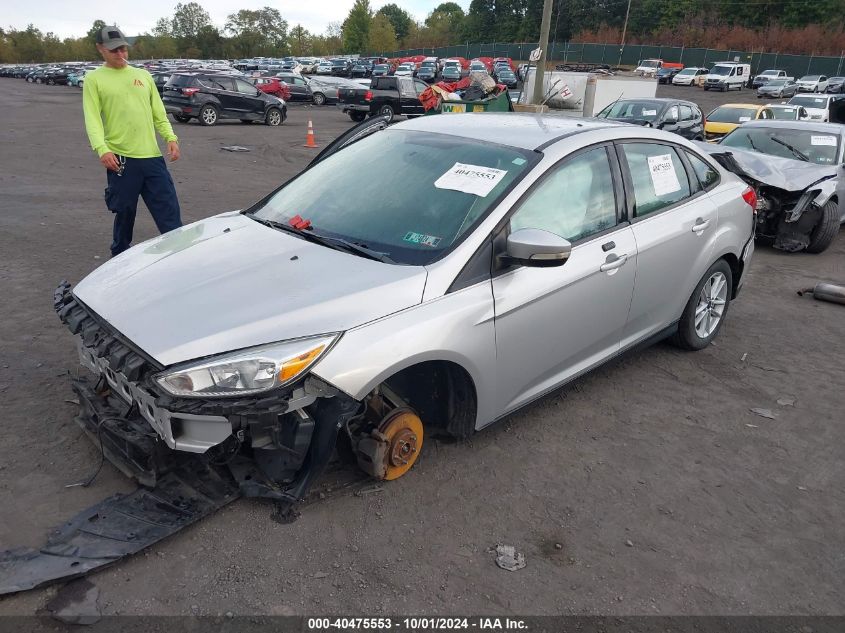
[
  {"xmin": 248, "ymin": 215, "xmax": 394, "ymax": 263},
  {"xmin": 770, "ymin": 136, "xmax": 810, "ymax": 162},
  {"xmin": 310, "ymin": 234, "xmax": 395, "ymax": 263}
]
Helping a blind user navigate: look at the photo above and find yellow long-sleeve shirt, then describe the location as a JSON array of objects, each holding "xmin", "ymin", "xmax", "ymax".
[{"xmin": 82, "ymin": 65, "xmax": 177, "ymax": 158}]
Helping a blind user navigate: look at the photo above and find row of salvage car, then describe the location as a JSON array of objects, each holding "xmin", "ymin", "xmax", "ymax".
[{"xmin": 598, "ymin": 96, "xmax": 845, "ymax": 253}]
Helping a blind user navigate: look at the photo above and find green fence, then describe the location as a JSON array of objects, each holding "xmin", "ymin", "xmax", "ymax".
[{"xmin": 376, "ymin": 41, "xmax": 845, "ymax": 77}]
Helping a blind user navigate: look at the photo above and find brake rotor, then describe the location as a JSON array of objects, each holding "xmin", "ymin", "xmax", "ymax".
[{"xmin": 378, "ymin": 409, "xmax": 424, "ymax": 481}]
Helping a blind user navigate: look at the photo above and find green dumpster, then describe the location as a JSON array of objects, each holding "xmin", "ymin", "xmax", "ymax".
[{"xmin": 426, "ymin": 90, "xmax": 513, "ymax": 115}]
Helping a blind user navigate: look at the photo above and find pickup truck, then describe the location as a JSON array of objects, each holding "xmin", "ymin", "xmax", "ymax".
[
  {"xmin": 634, "ymin": 59, "xmax": 683, "ymax": 76},
  {"xmin": 752, "ymin": 69, "xmax": 794, "ymax": 88},
  {"xmin": 337, "ymin": 75, "xmax": 429, "ymax": 122}
]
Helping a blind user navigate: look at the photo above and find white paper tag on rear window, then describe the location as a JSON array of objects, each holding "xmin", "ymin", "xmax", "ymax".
[
  {"xmin": 738, "ymin": 116, "xmax": 751, "ymax": 122},
  {"xmin": 647, "ymin": 154, "xmax": 682, "ymax": 197},
  {"xmin": 434, "ymin": 162, "xmax": 508, "ymax": 197},
  {"xmin": 811, "ymin": 135, "xmax": 837, "ymax": 146}
]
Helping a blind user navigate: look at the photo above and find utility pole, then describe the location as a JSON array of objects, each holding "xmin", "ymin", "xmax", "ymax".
[
  {"xmin": 531, "ymin": 0, "xmax": 554, "ymax": 105},
  {"xmin": 617, "ymin": 0, "xmax": 632, "ymax": 67}
]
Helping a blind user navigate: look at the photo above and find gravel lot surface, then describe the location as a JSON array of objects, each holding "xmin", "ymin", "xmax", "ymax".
[{"xmin": 0, "ymin": 78, "xmax": 843, "ymax": 617}]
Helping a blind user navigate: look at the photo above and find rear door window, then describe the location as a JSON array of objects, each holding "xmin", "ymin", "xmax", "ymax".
[
  {"xmin": 620, "ymin": 143, "xmax": 692, "ymax": 218},
  {"xmin": 213, "ymin": 76, "xmax": 236, "ymax": 91},
  {"xmin": 235, "ymin": 79, "xmax": 258, "ymax": 94},
  {"xmin": 685, "ymin": 151, "xmax": 720, "ymax": 191}
]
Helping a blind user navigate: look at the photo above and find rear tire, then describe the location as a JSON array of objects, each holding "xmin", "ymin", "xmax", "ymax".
[
  {"xmin": 312, "ymin": 92, "xmax": 326, "ymax": 106},
  {"xmin": 377, "ymin": 104, "xmax": 395, "ymax": 122},
  {"xmin": 805, "ymin": 200, "xmax": 840, "ymax": 254},
  {"xmin": 673, "ymin": 260, "xmax": 733, "ymax": 351},
  {"xmin": 199, "ymin": 104, "xmax": 218, "ymax": 126}
]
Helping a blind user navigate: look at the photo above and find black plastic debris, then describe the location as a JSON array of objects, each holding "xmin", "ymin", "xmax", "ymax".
[{"xmin": 0, "ymin": 462, "xmax": 239, "ymax": 595}]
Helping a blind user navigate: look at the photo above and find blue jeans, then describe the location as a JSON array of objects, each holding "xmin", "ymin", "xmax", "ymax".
[{"xmin": 104, "ymin": 156, "xmax": 182, "ymax": 256}]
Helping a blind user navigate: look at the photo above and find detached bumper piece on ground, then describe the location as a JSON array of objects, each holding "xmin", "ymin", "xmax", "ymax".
[{"xmin": 0, "ymin": 460, "xmax": 238, "ymax": 595}]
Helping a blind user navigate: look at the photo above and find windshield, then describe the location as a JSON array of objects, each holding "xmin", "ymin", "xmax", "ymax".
[
  {"xmin": 639, "ymin": 60, "xmax": 659, "ymax": 68},
  {"xmin": 721, "ymin": 127, "xmax": 840, "ymax": 165},
  {"xmin": 768, "ymin": 107, "xmax": 799, "ymax": 120},
  {"xmin": 765, "ymin": 80, "xmax": 787, "ymax": 86},
  {"xmin": 598, "ymin": 101, "xmax": 662, "ymax": 121},
  {"xmin": 374, "ymin": 65, "xmax": 389, "ymax": 71},
  {"xmin": 710, "ymin": 65, "xmax": 733, "ymax": 76},
  {"xmin": 676, "ymin": 68, "xmax": 695, "ymax": 76},
  {"xmin": 250, "ymin": 130, "xmax": 533, "ymax": 265},
  {"xmin": 789, "ymin": 96, "xmax": 828, "ymax": 108},
  {"xmin": 801, "ymin": 75, "xmax": 820, "ymax": 81},
  {"xmin": 761, "ymin": 70, "xmax": 779, "ymax": 76},
  {"xmin": 707, "ymin": 106, "xmax": 758, "ymax": 123}
]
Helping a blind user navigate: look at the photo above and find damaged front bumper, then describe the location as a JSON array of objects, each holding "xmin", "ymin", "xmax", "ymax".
[{"xmin": 53, "ymin": 281, "xmax": 359, "ymax": 505}]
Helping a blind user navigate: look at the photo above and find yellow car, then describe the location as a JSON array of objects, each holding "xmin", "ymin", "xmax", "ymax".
[{"xmin": 704, "ymin": 103, "xmax": 772, "ymax": 141}]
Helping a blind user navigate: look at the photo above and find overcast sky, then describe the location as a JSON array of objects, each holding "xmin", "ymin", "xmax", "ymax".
[{"xmin": 4, "ymin": 0, "xmax": 471, "ymax": 39}]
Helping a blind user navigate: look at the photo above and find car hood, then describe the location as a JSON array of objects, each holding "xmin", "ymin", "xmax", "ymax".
[
  {"xmin": 705, "ymin": 121, "xmax": 740, "ymax": 135},
  {"xmin": 695, "ymin": 142, "xmax": 838, "ymax": 191},
  {"xmin": 73, "ymin": 212, "xmax": 428, "ymax": 367}
]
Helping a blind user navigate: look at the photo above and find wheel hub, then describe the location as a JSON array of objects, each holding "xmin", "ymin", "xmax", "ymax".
[{"xmin": 378, "ymin": 410, "xmax": 423, "ymax": 481}]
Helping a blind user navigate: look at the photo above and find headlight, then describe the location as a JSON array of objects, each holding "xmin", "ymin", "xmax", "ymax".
[{"xmin": 155, "ymin": 334, "xmax": 339, "ymax": 398}]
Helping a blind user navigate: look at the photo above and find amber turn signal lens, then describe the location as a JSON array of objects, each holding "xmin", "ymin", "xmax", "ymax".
[{"xmin": 279, "ymin": 345, "xmax": 326, "ymax": 382}]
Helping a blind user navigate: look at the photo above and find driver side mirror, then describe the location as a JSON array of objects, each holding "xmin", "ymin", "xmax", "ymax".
[{"xmin": 501, "ymin": 228, "xmax": 572, "ymax": 268}]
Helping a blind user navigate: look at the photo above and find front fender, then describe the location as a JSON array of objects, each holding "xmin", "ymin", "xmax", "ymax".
[{"xmin": 311, "ymin": 281, "xmax": 497, "ymax": 430}]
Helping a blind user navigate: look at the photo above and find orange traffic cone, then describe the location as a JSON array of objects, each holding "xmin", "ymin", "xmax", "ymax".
[{"xmin": 304, "ymin": 119, "xmax": 318, "ymax": 148}]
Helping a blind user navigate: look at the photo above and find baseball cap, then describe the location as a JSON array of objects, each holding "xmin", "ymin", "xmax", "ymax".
[{"xmin": 96, "ymin": 26, "xmax": 130, "ymax": 50}]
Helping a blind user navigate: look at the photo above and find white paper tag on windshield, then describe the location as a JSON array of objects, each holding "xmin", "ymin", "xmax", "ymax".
[
  {"xmin": 434, "ymin": 162, "xmax": 508, "ymax": 197},
  {"xmin": 643, "ymin": 109, "xmax": 657, "ymax": 116},
  {"xmin": 647, "ymin": 154, "xmax": 681, "ymax": 197},
  {"xmin": 811, "ymin": 135, "xmax": 837, "ymax": 146},
  {"xmin": 738, "ymin": 116, "xmax": 751, "ymax": 122}
]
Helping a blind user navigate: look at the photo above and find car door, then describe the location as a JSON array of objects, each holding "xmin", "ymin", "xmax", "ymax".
[
  {"xmin": 617, "ymin": 141, "xmax": 718, "ymax": 347},
  {"xmin": 234, "ymin": 78, "xmax": 265, "ymax": 116},
  {"xmin": 396, "ymin": 77, "xmax": 420, "ymax": 115},
  {"xmin": 208, "ymin": 76, "xmax": 241, "ymax": 115},
  {"xmin": 492, "ymin": 145, "xmax": 637, "ymax": 415}
]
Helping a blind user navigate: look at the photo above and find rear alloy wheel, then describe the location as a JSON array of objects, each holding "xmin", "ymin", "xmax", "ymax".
[
  {"xmin": 805, "ymin": 200, "xmax": 840, "ymax": 253},
  {"xmin": 172, "ymin": 114, "xmax": 190, "ymax": 123},
  {"xmin": 199, "ymin": 104, "xmax": 218, "ymax": 126},
  {"xmin": 378, "ymin": 104, "xmax": 395, "ymax": 122},
  {"xmin": 674, "ymin": 260, "xmax": 732, "ymax": 351},
  {"xmin": 312, "ymin": 92, "xmax": 326, "ymax": 106},
  {"xmin": 265, "ymin": 107, "xmax": 284, "ymax": 126}
]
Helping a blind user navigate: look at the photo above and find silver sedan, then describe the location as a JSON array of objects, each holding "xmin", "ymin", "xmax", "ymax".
[{"xmin": 56, "ymin": 114, "xmax": 756, "ymax": 511}]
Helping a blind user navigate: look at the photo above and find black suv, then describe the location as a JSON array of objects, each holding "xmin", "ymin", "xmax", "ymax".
[{"xmin": 162, "ymin": 72, "xmax": 287, "ymax": 126}]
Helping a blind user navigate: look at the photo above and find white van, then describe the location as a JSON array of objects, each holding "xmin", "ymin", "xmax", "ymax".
[{"xmin": 703, "ymin": 63, "xmax": 751, "ymax": 92}]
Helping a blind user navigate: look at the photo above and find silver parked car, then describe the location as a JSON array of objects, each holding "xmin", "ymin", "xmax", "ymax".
[{"xmin": 55, "ymin": 114, "xmax": 755, "ymax": 514}]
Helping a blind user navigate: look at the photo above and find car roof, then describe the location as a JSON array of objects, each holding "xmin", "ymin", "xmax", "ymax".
[
  {"xmin": 614, "ymin": 98, "xmax": 697, "ymax": 107},
  {"xmin": 396, "ymin": 113, "xmax": 621, "ymax": 151},
  {"xmin": 742, "ymin": 119, "xmax": 845, "ymax": 134},
  {"xmin": 717, "ymin": 103, "xmax": 765, "ymax": 109}
]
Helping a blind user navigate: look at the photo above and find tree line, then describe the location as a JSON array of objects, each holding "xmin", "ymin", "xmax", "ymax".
[{"xmin": 3, "ymin": 0, "xmax": 845, "ymax": 63}]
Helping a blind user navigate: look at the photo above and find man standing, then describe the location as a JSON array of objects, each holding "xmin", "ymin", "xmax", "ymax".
[{"xmin": 83, "ymin": 25, "xmax": 182, "ymax": 256}]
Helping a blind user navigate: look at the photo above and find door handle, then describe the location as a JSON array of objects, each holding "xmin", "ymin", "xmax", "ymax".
[
  {"xmin": 600, "ymin": 253, "xmax": 628, "ymax": 272},
  {"xmin": 692, "ymin": 218, "xmax": 711, "ymax": 233}
]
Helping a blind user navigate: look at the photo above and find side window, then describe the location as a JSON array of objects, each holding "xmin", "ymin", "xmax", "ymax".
[
  {"xmin": 414, "ymin": 80, "xmax": 428, "ymax": 94},
  {"xmin": 214, "ymin": 77, "xmax": 236, "ymax": 91},
  {"xmin": 685, "ymin": 151, "xmax": 720, "ymax": 191},
  {"xmin": 510, "ymin": 147, "xmax": 617, "ymax": 242},
  {"xmin": 667, "ymin": 105, "xmax": 679, "ymax": 121},
  {"xmin": 235, "ymin": 79, "xmax": 258, "ymax": 94},
  {"xmin": 680, "ymin": 105, "xmax": 694, "ymax": 121},
  {"xmin": 621, "ymin": 143, "xmax": 691, "ymax": 217},
  {"xmin": 737, "ymin": 66, "xmax": 743, "ymax": 76},
  {"xmin": 294, "ymin": 78, "xmax": 306, "ymax": 86}
]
